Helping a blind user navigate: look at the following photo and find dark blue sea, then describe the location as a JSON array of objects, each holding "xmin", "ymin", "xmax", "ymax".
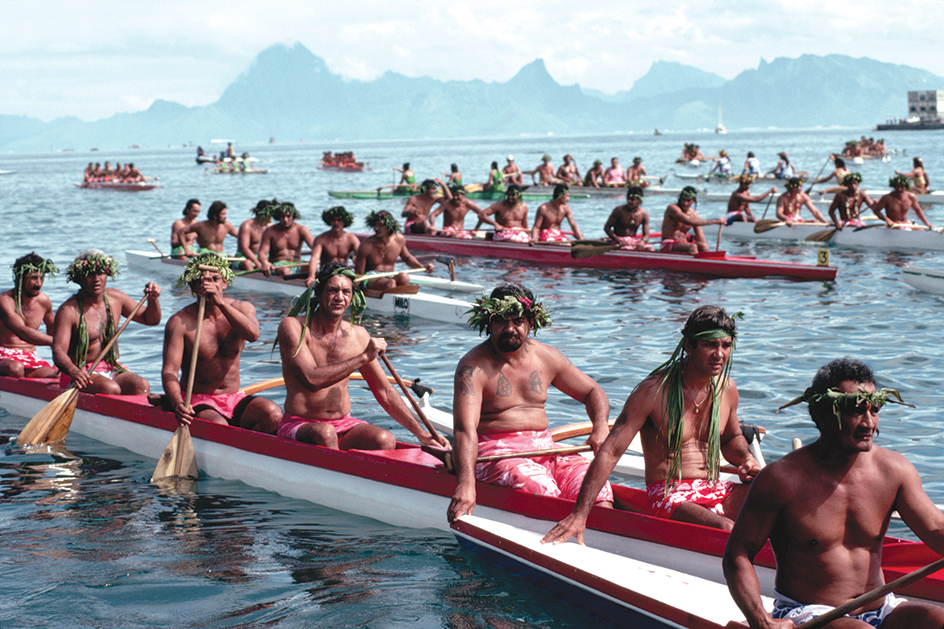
[{"xmin": 1, "ymin": 127, "xmax": 943, "ymax": 627}]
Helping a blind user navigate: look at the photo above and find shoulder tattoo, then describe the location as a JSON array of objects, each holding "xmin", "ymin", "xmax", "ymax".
[
  {"xmin": 457, "ymin": 365, "xmax": 475, "ymax": 396},
  {"xmin": 496, "ymin": 373, "xmax": 513, "ymax": 397}
]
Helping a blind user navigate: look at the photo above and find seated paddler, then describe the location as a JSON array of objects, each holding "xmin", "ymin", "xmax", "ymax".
[
  {"xmin": 275, "ymin": 262, "xmax": 448, "ymax": 451},
  {"xmin": 161, "ymin": 254, "xmax": 281, "ymax": 434},
  {"xmin": 52, "ymin": 250, "xmax": 161, "ymax": 395},
  {"xmin": 447, "ymin": 283, "xmax": 614, "ymax": 524},
  {"xmin": 0, "ymin": 252, "xmax": 59, "ymax": 378},
  {"xmin": 543, "ymin": 306, "xmax": 762, "ymax": 544}
]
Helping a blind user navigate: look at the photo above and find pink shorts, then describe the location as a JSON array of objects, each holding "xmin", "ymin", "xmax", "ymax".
[
  {"xmin": 0, "ymin": 346, "xmax": 52, "ymax": 371},
  {"xmin": 277, "ymin": 412, "xmax": 367, "ymax": 441},
  {"xmin": 538, "ymin": 228, "xmax": 569, "ymax": 242},
  {"xmin": 441, "ymin": 225, "xmax": 473, "ymax": 239},
  {"xmin": 843, "ymin": 219, "xmax": 866, "ymax": 227},
  {"xmin": 59, "ymin": 362, "xmax": 118, "ymax": 388},
  {"xmin": 783, "ymin": 215, "xmax": 805, "ymax": 223},
  {"xmin": 646, "ymin": 479, "xmax": 735, "ymax": 518},
  {"xmin": 475, "ymin": 430, "xmax": 613, "ymax": 503},
  {"xmin": 190, "ymin": 391, "xmax": 247, "ymax": 420},
  {"xmin": 493, "ymin": 228, "xmax": 531, "ymax": 243}
]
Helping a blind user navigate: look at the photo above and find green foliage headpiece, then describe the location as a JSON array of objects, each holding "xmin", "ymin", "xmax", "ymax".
[
  {"xmin": 66, "ymin": 249, "xmax": 119, "ymax": 284},
  {"xmin": 889, "ymin": 175, "xmax": 911, "ymax": 189},
  {"xmin": 466, "ymin": 288, "xmax": 552, "ymax": 336},
  {"xmin": 283, "ymin": 264, "xmax": 365, "ymax": 356},
  {"xmin": 365, "ymin": 210, "xmax": 401, "ymax": 234},
  {"xmin": 842, "ymin": 172, "xmax": 862, "ymax": 186},
  {"xmin": 272, "ymin": 202, "xmax": 301, "ymax": 220},
  {"xmin": 322, "ymin": 206, "xmax": 354, "ymax": 227},
  {"xmin": 785, "ymin": 177, "xmax": 802, "ymax": 190},
  {"xmin": 777, "ymin": 386, "xmax": 914, "ymax": 430},
  {"xmin": 11, "ymin": 253, "xmax": 58, "ymax": 315},
  {"xmin": 677, "ymin": 186, "xmax": 697, "ymax": 202},
  {"xmin": 175, "ymin": 253, "xmax": 236, "ymax": 288}
]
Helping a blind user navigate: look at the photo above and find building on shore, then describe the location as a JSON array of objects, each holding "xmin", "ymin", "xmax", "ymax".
[{"xmin": 876, "ymin": 90, "xmax": 944, "ymax": 130}]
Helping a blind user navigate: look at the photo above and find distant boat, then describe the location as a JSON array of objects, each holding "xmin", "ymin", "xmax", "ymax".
[
  {"xmin": 715, "ymin": 104, "xmax": 727, "ymax": 135},
  {"xmin": 654, "ymin": 128, "xmax": 662, "ymax": 136}
]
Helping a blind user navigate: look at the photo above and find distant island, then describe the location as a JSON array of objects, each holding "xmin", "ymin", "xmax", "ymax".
[{"xmin": 2, "ymin": 43, "xmax": 944, "ymax": 152}]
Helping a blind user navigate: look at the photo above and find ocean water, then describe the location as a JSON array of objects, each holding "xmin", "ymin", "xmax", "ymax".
[{"xmin": 1, "ymin": 127, "xmax": 943, "ymax": 627}]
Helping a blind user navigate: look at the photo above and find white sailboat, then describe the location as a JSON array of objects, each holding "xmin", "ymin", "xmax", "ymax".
[{"xmin": 715, "ymin": 103, "xmax": 727, "ymax": 134}]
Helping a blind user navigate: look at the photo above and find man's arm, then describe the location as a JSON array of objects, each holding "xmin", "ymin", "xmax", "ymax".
[
  {"xmin": 603, "ymin": 208, "xmax": 621, "ymax": 242},
  {"xmin": 448, "ymin": 360, "xmax": 484, "ymax": 523},
  {"xmin": 123, "ymin": 284, "xmax": 161, "ymax": 325},
  {"xmin": 226, "ymin": 221, "xmax": 239, "ymax": 238},
  {"xmin": 718, "ymin": 382, "xmax": 761, "ymax": 482},
  {"xmin": 0, "ymin": 295, "xmax": 54, "ymax": 346},
  {"xmin": 160, "ymin": 312, "xmax": 193, "ymax": 425},
  {"xmin": 564, "ymin": 207, "xmax": 584, "ymax": 240},
  {"xmin": 305, "ymin": 239, "xmax": 324, "ymax": 287},
  {"xmin": 397, "ymin": 240, "xmax": 434, "ymax": 272},
  {"xmin": 871, "ymin": 196, "xmax": 894, "ymax": 227},
  {"xmin": 257, "ymin": 230, "xmax": 274, "ymax": 275},
  {"xmin": 911, "ymin": 195, "xmax": 933, "ymax": 228},
  {"xmin": 52, "ymin": 303, "xmax": 89, "ymax": 389},
  {"xmin": 237, "ymin": 224, "xmax": 262, "ymax": 268},
  {"xmin": 802, "ymin": 195, "xmax": 827, "ymax": 223},
  {"xmin": 892, "ymin": 454, "xmax": 944, "ymax": 555},
  {"xmin": 530, "ymin": 206, "xmax": 547, "ymax": 241},
  {"xmin": 300, "ymin": 225, "xmax": 315, "ymax": 249},
  {"xmin": 277, "ymin": 317, "xmax": 378, "ymax": 392},
  {"xmin": 358, "ymin": 357, "xmax": 445, "ymax": 447},
  {"xmin": 828, "ymin": 196, "xmax": 843, "ymax": 229},
  {"xmin": 548, "ymin": 346, "xmax": 609, "ymax": 452}
]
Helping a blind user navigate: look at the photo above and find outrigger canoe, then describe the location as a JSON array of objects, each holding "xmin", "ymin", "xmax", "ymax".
[
  {"xmin": 3, "ymin": 375, "xmax": 944, "ymax": 628},
  {"xmin": 328, "ymin": 187, "xmax": 592, "ymax": 201},
  {"xmin": 125, "ymin": 250, "xmax": 474, "ymax": 325},
  {"xmin": 722, "ymin": 221, "xmax": 944, "ymax": 252},
  {"xmin": 75, "ymin": 181, "xmax": 161, "ymax": 191},
  {"xmin": 648, "ymin": 186, "xmax": 944, "ymax": 206},
  {"xmin": 392, "ymin": 233, "xmax": 837, "ymax": 281},
  {"xmin": 318, "ymin": 163, "xmax": 367, "ymax": 172},
  {"xmin": 902, "ymin": 266, "xmax": 944, "ymax": 296}
]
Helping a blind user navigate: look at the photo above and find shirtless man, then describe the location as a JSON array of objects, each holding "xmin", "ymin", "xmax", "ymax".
[
  {"xmin": 726, "ymin": 176, "xmax": 776, "ymax": 224},
  {"xmin": 603, "ymin": 157, "xmax": 626, "ymax": 187},
  {"xmin": 872, "ymin": 175, "xmax": 933, "ymax": 230},
  {"xmin": 170, "ymin": 199, "xmax": 202, "ymax": 259},
  {"xmin": 258, "ymin": 202, "xmax": 315, "ymax": 277},
  {"xmin": 775, "ymin": 178, "xmax": 828, "ymax": 226},
  {"xmin": 723, "ymin": 358, "xmax": 944, "ymax": 629},
  {"xmin": 556, "ymin": 154, "xmax": 580, "ymax": 184},
  {"xmin": 161, "ymin": 255, "xmax": 281, "ymax": 434},
  {"xmin": 531, "ymin": 184, "xmax": 583, "ymax": 242},
  {"xmin": 583, "ymin": 160, "xmax": 605, "ymax": 188},
  {"xmin": 447, "ymin": 283, "xmax": 614, "ymax": 523},
  {"xmin": 503, "ymin": 155, "xmax": 523, "ymax": 185},
  {"xmin": 402, "ymin": 179, "xmax": 447, "ymax": 234},
  {"xmin": 828, "ymin": 173, "xmax": 876, "ymax": 230},
  {"xmin": 661, "ymin": 187, "xmax": 723, "ymax": 253},
  {"xmin": 184, "ymin": 200, "xmax": 238, "ymax": 256},
  {"xmin": 305, "ymin": 206, "xmax": 361, "ymax": 286},
  {"xmin": 235, "ymin": 199, "xmax": 274, "ymax": 271},
  {"xmin": 543, "ymin": 306, "xmax": 762, "ymax": 543},
  {"xmin": 477, "ymin": 185, "xmax": 530, "ymax": 243},
  {"xmin": 603, "ymin": 187, "xmax": 655, "ymax": 251},
  {"xmin": 354, "ymin": 210, "xmax": 433, "ymax": 291},
  {"xmin": 428, "ymin": 185, "xmax": 492, "ymax": 238},
  {"xmin": 626, "ymin": 157, "xmax": 649, "ymax": 188},
  {"xmin": 52, "ymin": 250, "xmax": 161, "ymax": 395},
  {"xmin": 532, "ymin": 154, "xmax": 558, "ymax": 185},
  {"xmin": 125, "ymin": 163, "xmax": 144, "ymax": 183},
  {"xmin": 275, "ymin": 262, "xmax": 448, "ymax": 450},
  {"xmin": 0, "ymin": 253, "xmax": 58, "ymax": 378}
]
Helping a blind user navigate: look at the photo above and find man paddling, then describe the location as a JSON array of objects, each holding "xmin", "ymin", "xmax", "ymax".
[
  {"xmin": 775, "ymin": 178, "xmax": 828, "ymax": 226},
  {"xmin": 828, "ymin": 173, "xmax": 876, "ymax": 229},
  {"xmin": 275, "ymin": 262, "xmax": 447, "ymax": 450},
  {"xmin": 603, "ymin": 186, "xmax": 655, "ymax": 251},
  {"xmin": 170, "ymin": 199, "xmax": 201, "ymax": 259},
  {"xmin": 726, "ymin": 176, "xmax": 776, "ymax": 224},
  {"xmin": 0, "ymin": 253, "xmax": 58, "ymax": 378},
  {"xmin": 235, "ymin": 199, "xmax": 274, "ymax": 271},
  {"xmin": 583, "ymin": 160, "xmax": 605, "ymax": 188},
  {"xmin": 626, "ymin": 157, "xmax": 650, "ymax": 189},
  {"xmin": 661, "ymin": 187, "xmax": 723, "ymax": 253},
  {"xmin": 355, "ymin": 210, "xmax": 433, "ymax": 291},
  {"xmin": 402, "ymin": 179, "xmax": 448, "ymax": 234},
  {"xmin": 428, "ymin": 185, "xmax": 492, "ymax": 238},
  {"xmin": 161, "ymin": 254, "xmax": 281, "ymax": 434},
  {"xmin": 542, "ymin": 306, "xmax": 761, "ymax": 543},
  {"xmin": 530, "ymin": 184, "xmax": 583, "ymax": 242},
  {"xmin": 52, "ymin": 250, "xmax": 161, "ymax": 395},
  {"xmin": 723, "ymin": 358, "xmax": 944, "ymax": 629},
  {"xmin": 502, "ymin": 155, "xmax": 523, "ymax": 185},
  {"xmin": 305, "ymin": 206, "xmax": 361, "ymax": 286},
  {"xmin": 556, "ymin": 154, "xmax": 581, "ymax": 184},
  {"xmin": 476, "ymin": 185, "xmax": 531, "ymax": 243},
  {"xmin": 531, "ymin": 154, "xmax": 558, "ymax": 185},
  {"xmin": 447, "ymin": 283, "xmax": 614, "ymax": 523},
  {"xmin": 184, "ymin": 200, "xmax": 238, "ymax": 256},
  {"xmin": 258, "ymin": 202, "xmax": 315, "ymax": 277},
  {"xmin": 872, "ymin": 175, "xmax": 933, "ymax": 230}
]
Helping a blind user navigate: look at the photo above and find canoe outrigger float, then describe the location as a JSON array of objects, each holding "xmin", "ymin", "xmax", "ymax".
[
  {"xmin": 391, "ymin": 233, "xmax": 837, "ymax": 281},
  {"xmin": 2, "ymin": 375, "xmax": 943, "ymax": 628},
  {"xmin": 125, "ymin": 250, "xmax": 475, "ymax": 325}
]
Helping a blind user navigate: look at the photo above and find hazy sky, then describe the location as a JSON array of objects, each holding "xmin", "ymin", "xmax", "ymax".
[{"xmin": 4, "ymin": 0, "xmax": 943, "ymax": 122}]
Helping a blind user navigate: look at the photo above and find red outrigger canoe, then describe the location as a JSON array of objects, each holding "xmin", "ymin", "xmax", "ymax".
[
  {"xmin": 397, "ymin": 233, "xmax": 837, "ymax": 281},
  {"xmin": 1, "ymin": 375, "xmax": 938, "ymax": 627}
]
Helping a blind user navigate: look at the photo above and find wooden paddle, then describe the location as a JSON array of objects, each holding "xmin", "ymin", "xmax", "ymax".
[
  {"xmin": 379, "ymin": 354, "xmax": 442, "ymax": 443},
  {"xmin": 238, "ymin": 373, "xmax": 433, "ymax": 397},
  {"xmin": 716, "ymin": 224, "xmax": 723, "ymax": 251},
  {"xmin": 759, "ymin": 192, "xmax": 775, "ymax": 221},
  {"xmin": 151, "ymin": 294, "xmax": 204, "ymax": 482},
  {"xmin": 236, "ymin": 261, "xmax": 308, "ymax": 276},
  {"xmin": 356, "ymin": 267, "xmax": 430, "ymax": 283},
  {"xmin": 800, "ymin": 555, "xmax": 944, "ymax": 629},
  {"xmin": 753, "ymin": 219, "xmax": 785, "ymax": 234},
  {"xmin": 477, "ymin": 444, "xmax": 591, "ymax": 463},
  {"xmin": 147, "ymin": 238, "xmax": 167, "ymax": 257},
  {"xmin": 571, "ymin": 240, "xmax": 618, "ymax": 259},
  {"xmin": 17, "ymin": 294, "xmax": 149, "ymax": 445},
  {"xmin": 805, "ymin": 227, "xmax": 838, "ymax": 242},
  {"xmin": 805, "ymin": 156, "xmax": 833, "ymax": 194}
]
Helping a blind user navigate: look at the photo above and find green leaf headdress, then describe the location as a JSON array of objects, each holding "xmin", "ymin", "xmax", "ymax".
[
  {"xmin": 842, "ymin": 172, "xmax": 862, "ymax": 186},
  {"xmin": 282, "ymin": 265, "xmax": 366, "ymax": 356},
  {"xmin": 272, "ymin": 202, "xmax": 302, "ymax": 220},
  {"xmin": 466, "ymin": 288, "xmax": 552, "ymax": 336},
  {"xmin": 66, "ymin": 249, "xmax": 119, "ymax": 284},
  {"xmin": 175, "ymin": 252, "xmax": 236, "ymax": 288},
  {"xmin": 777, "ymin": 386, "xmax": 914, "ymax": 430},
  {"xmin": 365, "ymin": 210, "xmax": 401, "ymax": 234},
  {"xmin": 11, "ymin": 253, "xmax": 58, "ymax": 315},
  {"xmin": 889, "ymin": 174, "xmax": 911, "ymax": 190},
  {"xmin": 252, "ymin": 198, "xmax": 278, "ymax": 220},
  {"xmin": 646, "ymin": 310, "xmax": 742, "ymax": 492},
  {"xmin": 322, "ymin": 205, "xmax": 354, "ymax": 227}
]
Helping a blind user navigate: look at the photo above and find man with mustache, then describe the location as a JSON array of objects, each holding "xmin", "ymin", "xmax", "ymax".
[{"xmin": 447, "ymin": 283, "xmax": 613, "ymax": 523}]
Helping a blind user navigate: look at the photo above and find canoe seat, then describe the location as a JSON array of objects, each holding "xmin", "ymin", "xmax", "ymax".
[{"xmin": 365, "ymin": 285, "xmax": 420, "ymax": 298}]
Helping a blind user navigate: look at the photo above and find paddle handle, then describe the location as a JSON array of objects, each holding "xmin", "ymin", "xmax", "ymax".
[
  {"xmin": 147, "ymin": 238, "xmax": 167, "ymax": 257},
  {"xmin": 477, "ymin": 444, "xmax": 591, "ymax": 463},
  {"xmin": 235, "ymin": 260, "xmax": 307, "ymax": 276},
  {"xmin": 801, "ymin": 556, "xmax": 944, "ymax": 629},
  {"xmin": 238, "ymin": 373, "xmax": 433, "ymax": 396},
  {"xmin": 184, "ymin": 295, "xmax": 206, "ymax": 408},
  {"xmin": 716, "ymin": 224, "xmax": 723, "ymax": 251},
  {"xmin": 355, "ymin": 267, "xmax": 429, "ymax": 283},
  {"xmin": 379, "ymin": 353, "xmax": 442, "ymax": 442},
  {"xmin": 87, "ymin": 294, "xmax": 149, "ymax": 375},
  {"xmin": 760, "ymin": 193, "xmax": 775, "ymax": 221}
]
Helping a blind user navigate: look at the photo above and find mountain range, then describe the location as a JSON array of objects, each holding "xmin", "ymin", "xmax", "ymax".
[{"xmin": 2, "ymin": 43, "xmax": 942, "ymax": 152}]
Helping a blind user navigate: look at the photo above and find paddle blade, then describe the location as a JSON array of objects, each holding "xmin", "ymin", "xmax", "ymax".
[
  {"xmin": 571, "ymin": 242, "xmax": 617, "ymax": 259},
  {"xmin": 805, "ymin": 229, "xmax": 836, "ymax": 242},
  {"xmin": 151, "ymin": 425, "xmax": 199, "ymax": 482},
  {"xmin": 753, "ymin": 219, "xmax": 784, "ymax": 234},
  {"xmin": 16, "ymin": 388, "xmax": 79, "ymax": 445}
]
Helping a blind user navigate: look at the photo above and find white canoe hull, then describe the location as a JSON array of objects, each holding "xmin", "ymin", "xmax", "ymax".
[
  {"xmin": 902, "ymin": 267, "xmax": 944, "ymax": 296},
  {"xmin": 722, "ymin": 222, "xmax": 944, "ymax": 251},
  {"xmin": 649, "ymin": 186, "xmax": 944, "ymax": 206}
]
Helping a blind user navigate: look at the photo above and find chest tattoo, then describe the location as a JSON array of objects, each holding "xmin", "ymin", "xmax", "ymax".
[
  {"xmin": 496, "ymin": 373, "xmax": 513, "ymax": 397},
  {"xmin": 528, "ymin": 370, "xmax": 544, "ymax": 394}
]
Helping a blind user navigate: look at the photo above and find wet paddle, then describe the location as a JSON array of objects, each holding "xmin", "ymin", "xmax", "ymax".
[
  {"xmin": 571, "ymin": 240, "xmax": 617, "ymax": 259},
  {"xmin": 753, "ymin": 219, "xmax": 785, "ymax": 234},
  {"xmin": 151, "ymin": 294, "xmax": 204, "ymax": 482},
  {"xmin": 800, "ymin": 555, "xmax": 944, "ymax": 629},
  {"xmin": 805, "ymin": 227, "xmax": 838, "ymax": 242},
  {"xmin": 17, "ymin": 294, "xmax": 149, "ymax": 445},
  {"xmin": 379, "ymin": 353, "xmax": 442, "ymax": 444}
]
